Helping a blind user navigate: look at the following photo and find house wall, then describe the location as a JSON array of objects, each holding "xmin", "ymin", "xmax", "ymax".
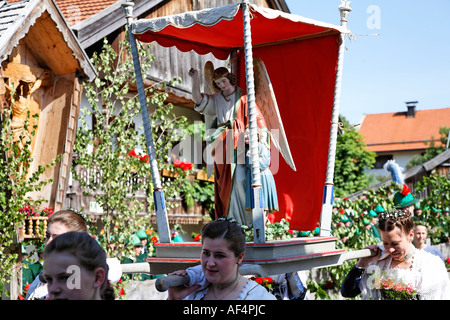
[
  {"xmin": 366, "ymin": 150, "xmax": 424, "ymax": 178},
  {"xmin": 2, "ymin": 42, "xmax": 80, "ymax": 210},
  {"xmin": 68, "ymin": 0, "xmax": 285, "ymax": 224}
]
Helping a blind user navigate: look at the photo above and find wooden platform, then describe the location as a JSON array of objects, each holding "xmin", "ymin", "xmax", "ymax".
[{"xmin": 146, "ymin": 237, "xmax": 351, "ymax": 276}]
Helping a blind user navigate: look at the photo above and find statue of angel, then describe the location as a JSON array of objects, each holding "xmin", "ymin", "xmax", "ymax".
[{"xmin": 188, "ymin": 58, "xmax": 295, "ymax": 226}]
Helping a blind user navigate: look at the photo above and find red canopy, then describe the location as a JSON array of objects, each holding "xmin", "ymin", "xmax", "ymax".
[{"xmin": 133, "ymin": 4, "xmax": 345, "ymax": 231}]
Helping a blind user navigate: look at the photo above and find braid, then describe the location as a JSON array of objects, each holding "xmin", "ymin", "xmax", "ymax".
[{"xmin": 378, "ymin": 209, "xmax": 414, "ymax": 235}]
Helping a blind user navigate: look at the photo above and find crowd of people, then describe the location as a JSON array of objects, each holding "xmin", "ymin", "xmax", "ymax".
[
  {"xmin": 17, "ymin": 67, "xmax": 449, "ymax": 301},
  {"xmin": 19, "ymin": 201, "xmax": 449, "ymax": 300},
  {"xmin": 337, "ymin": 186, "xmax": 450, "ymax": 299}
]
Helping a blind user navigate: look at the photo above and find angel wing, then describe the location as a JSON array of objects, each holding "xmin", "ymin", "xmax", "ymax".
[
  {"xmin": 254, "ymin": 56, "xmax": 296, "ymax": 171},
  {"xmin": 203, "ymin": 61, "xmax": 218, "ymax": 178}
]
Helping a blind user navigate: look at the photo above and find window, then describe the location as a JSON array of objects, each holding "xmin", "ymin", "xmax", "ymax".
[{"xmin": 374, "ymin": 155, "xmax": 393, "ymax": 169}]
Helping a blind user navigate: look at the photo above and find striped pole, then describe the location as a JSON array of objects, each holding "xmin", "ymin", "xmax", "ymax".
[
  {"xmin": 242, "ymin": 0, "xmax": 265, "ymax": 243},
  {"xmin": 122, "ymin": 2, "xmax": 171, "ymax": 243},
  {"xmin": 319, "ymin": 1, "xmax": 352, "ymax": 236}
]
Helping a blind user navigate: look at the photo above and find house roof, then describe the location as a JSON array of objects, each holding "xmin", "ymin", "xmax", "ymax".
[
  {"xmin": 0, "ymin": 0, "xmax": 96, "ymax": 80},
  {"xmin": 6, "ymin": 0, "xmax": 118, "ymax": 25},
  {"xmin": 359, "ymin": 107, "xmax": 450, "ymax": 153},
  {"xmin": 7, "ymin": 0, "xmax": 290, "ymax": 50}
]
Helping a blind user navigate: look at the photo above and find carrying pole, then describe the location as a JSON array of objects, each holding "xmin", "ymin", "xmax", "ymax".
[
  {"xmin": 242, "ymin": 0, "xmax": 265, "ymax": 243},
  {"xmin": 122, "ymin": 2, "xmax": 171, "ymax": 243},
  {"xmin": 319, "ymin": 1, "xmax": 352, "ymax": 236}
]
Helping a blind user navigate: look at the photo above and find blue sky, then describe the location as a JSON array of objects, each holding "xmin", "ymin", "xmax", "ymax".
[{"xmin": 285, "ymin": 0, "xmax": 450, "ymax": 126}]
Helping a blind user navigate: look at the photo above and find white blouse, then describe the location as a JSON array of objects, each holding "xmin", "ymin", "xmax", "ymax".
[
  {"xmin": 185, "ymin": 265, "xmax": 276, "ymax": 300},
  {"xmin": 360, "ymin": 248, "xmax": 450, "ymax": 300}
]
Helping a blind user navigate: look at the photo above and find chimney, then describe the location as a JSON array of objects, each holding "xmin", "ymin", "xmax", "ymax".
[{"xmin": 405, "ymin": 101, "xmax": 418, "ymax": 118}]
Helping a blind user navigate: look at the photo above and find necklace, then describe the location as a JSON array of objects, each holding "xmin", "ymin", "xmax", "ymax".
[
  {"xmin": 211, "ymin": 274, "xmax": 241, "ymax": 300},
  {"xmin": 213, "ymin": 272, "xmax": 240, "ymax": 290},
  {"xmin": 399, "ymin": 246, "xmax": 415, "ymax": 262}
]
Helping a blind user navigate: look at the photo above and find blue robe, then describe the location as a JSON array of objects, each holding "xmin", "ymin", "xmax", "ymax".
[{"xmin": 245, "ymin": 143, "xmax": 278, "ymax": 213}]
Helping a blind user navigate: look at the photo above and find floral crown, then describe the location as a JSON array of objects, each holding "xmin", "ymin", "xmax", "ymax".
[
  {"xmin": 379, "ymin": 209, "xmax": 411, "ymax": 220},
  {"xmin": 66, "ymin": 207, "xmax": 88, "ymax": 222}
]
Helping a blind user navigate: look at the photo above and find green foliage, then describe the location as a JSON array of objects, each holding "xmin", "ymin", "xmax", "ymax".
[
  {"xmin": 243, "ymin": 218, "xmax": 294, "ymax": 242},
  {"xmin": 306, "ymin": 186, "xmax": 395, "ymax": 299},
  {"xmin": 72, "ymin": 34, "xmax": 189, "ymax": 258},
  {"xmin": 177, "ymin": 121, "xmax": 215, "ymax": 216},
  {"xmin": 0, "ymin": 105, "xmax": 60, "ymax": 296},
  {"xmin": 407, "ymin": 126, "xmax": 449, "ymax": 169},
  {"xmin": 192, "ymin": 177, "xmax": 215, "ymax": 216},
  {"xmin": 414, "ymin": 171, "xmax": 450, "ymax": 244},
  {"xmin": 334, "ymin": 117, "xmax": 376, "ymax": 198},
  {"xmin": 309, "ymin": 173, "xmax": 450, "ymax": 299}
]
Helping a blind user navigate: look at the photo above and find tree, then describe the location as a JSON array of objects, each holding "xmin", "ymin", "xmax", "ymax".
[
  {"xmin": 407, "ymin": 126, "xmax": 450, "ymax": 169},
  {"xmin": 333, "ymin": 116, "xmax": 376, "ymax": 198},
  {"xmin": 73, "ymin": 35, "xmax": 190, "ymax": 258},
  {"xmin": 0, "ymin": 101, "xmax": 59, "ymax": 296},
  {"xmin": 414, "ymin": 171, "xmax": 450, "ymax": 244}
]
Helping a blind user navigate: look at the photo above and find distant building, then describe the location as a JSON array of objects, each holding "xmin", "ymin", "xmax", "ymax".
[{"xmin": 358, "ymin": 102, "xmax": 450, "ymax": 177}]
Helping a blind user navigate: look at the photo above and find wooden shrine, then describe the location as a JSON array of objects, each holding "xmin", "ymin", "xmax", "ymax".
[
  {"xmin": 0, "ymin": 0, "xmax": 96, "ymax": 210},
  {"xmin": 0, "ymin": 0, "xmax": 95, "ymax": 299}
]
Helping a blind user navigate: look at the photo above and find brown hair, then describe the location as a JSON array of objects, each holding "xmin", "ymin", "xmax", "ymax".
[
  {"xmin": 378, "ymin": 209, "xmax": 414, "ymax": 235},
  {"xmin": 212, "ymin": 67, "xmax": 237, "ymax": 90},
  {"xmin": 201, "ymin": 218, "xmax": 245, "ymax": 257},
  {"xmin": 48, "ymin": 210, "xmax": 87, "ymax": 232},
  {"xmin": 44, "ymin": 231, "xmax": 114, "ymax": 300}
]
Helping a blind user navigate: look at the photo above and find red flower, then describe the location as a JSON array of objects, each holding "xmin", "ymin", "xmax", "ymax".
[
  {"xmin": 193, "ymin": 234, "xmax": 201, "ymax": 241},
  {"xmin": 343, "ymin": 197, "xmax": 348, "ymax": 201},
  {"xmin": 253, "ymin": 277, "xmax": 263, "ymax": 284},
  {"xmin": 173, "ymin": 158, "xmax": 194, "ymax": 171},
  {"xmin": 401, "ymin": 184, "xmax": 410, "ymax": 196},
  {"xmin": 339, "ymin": 209, "xmax": 345, "ymax": 215},
  {"xmin": 263, "ymin": 277, "xmax": 273, "ymax": 284},
  {"xmin": 128, "ymin": 149, "xmax": 138, "ymax": 158},
  {"xmin": 151, "ymin": 236, "xmax": 158, "ymax": 244},
  {"xmin": 43, "ymin": 207, "xmax": 54, "ymax": 217},
  {"xmin": 140, "ymin": 154, "xmax": 149, "ymax": 162},
  {"xmin": 119, "ymin": 287, "xmax": 125, "ymax": 296},
  {"xmin": 20, "ymin": 204, "xmax": 36, "ymax": 217}
]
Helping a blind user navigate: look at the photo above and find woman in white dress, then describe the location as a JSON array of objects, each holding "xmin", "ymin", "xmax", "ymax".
[
  {"xmin": 341, "ymin": 209, "xmax": 450, "ymax": 300},
  {"xmin": 167, "ymin": 218, "xmax": 276, "ymax": 300}
]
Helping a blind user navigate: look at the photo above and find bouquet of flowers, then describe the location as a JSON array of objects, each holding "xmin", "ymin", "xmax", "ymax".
[{"xmin": 373, "ymin": 273, "xmax": 417, "ymax": 300}]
